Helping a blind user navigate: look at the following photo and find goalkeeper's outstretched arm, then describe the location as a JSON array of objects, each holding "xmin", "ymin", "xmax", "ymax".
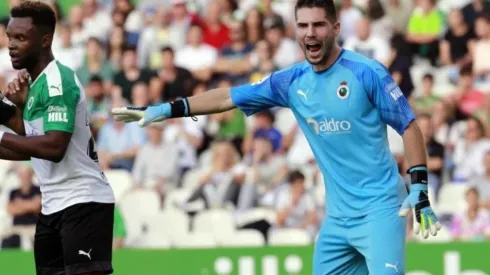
[{"xmin": 185, "ymin": 88, "xmax": 235, "ymax": 115}]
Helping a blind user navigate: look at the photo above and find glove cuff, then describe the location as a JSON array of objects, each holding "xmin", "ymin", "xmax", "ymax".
[
  {"xmin": 169, "ymin": 98, "xmax": 191, "ymax": 118},
  {"xmin": 407, "ymin": 165, "xmax": 428, "ymax": 185}
]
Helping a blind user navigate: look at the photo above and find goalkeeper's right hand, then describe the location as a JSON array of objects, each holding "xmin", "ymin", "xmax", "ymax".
[{"xmin": 112, "ymin": 103, "xmax": 171, "ymax": 127}]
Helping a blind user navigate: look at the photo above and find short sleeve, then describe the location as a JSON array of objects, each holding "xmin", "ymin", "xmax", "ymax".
[
  {"xmin": 365, "ymin": 62, "xmax": 415, "ymax": 135},
  {"xmin": 42, "ymin": 70, "xmax": 80, "ymax": 133},
  {"xmin": 231, "ymin": 66, "xmax": 297, "ymax": 116}
]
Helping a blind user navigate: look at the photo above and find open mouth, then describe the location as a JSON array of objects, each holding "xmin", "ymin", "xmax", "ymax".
[{"xmin": 306, "ymin": 42, "xmax": 322, "ymax": 55}]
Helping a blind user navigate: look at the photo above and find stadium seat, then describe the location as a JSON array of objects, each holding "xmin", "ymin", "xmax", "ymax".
[
  {"xmin": 164, "ymin": 188, "xmax": 192, "ymax": 209},
  {"xmin": 436, "ymin": 183, "xmax": 468, "ymax": 215},
  {"xmin": 235, "ymin": 208, "xmax": 277, "ymax": 228},
  {"xmin": 104, "ymin": 169, "xmax": 132, "ymax": 202},
  {"xmin": 172, "ymin": 232, "xmax": 217, "ymax": 248},
  {"xmin": 219, "ymin": 229, "xmax": 265, "ymax": 247},
  {"xmin": 119, "ymin": 190, "xmax": 161, "ymax": 246},
  {"xmin": 193, "ymin": 209, "xmax": 236, "ymax": 237},
  {"xmin": 181, "ymin": 168, "xmax": 203, "ymax": 190},
  {"xmin": 136, "ymin": 232, "xmax": 172, "ymax": 249},
  {"xmin": 268, "ymin": 228, "xmax": 312, "ymax": 246},
  {"xmin": 142, "ymin": 209, "xmax": 190, "ymax": 240}
]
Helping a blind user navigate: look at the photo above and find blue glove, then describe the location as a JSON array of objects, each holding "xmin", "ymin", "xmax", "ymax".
[
  {"xmin": 111, "ymin": 103, "xmax": 171, "ymax": 127},
  {"xmin": 399, "ymin": 167, "xmax": 442, "ymax": 239}
]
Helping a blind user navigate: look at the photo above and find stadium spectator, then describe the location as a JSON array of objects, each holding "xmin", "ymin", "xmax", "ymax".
[
  {"xmin": 418, "ymin": 114, "xmax": 445, "ymax": 197},
  {"xmin": 244, "ymin": 7, "xmax": 265, "ymax": 44},
  {"xmin": 131, "ymin": 82, "xmax": 150, "ymax": 107},
  {"xmin": 183, "ymin": 140, "xmax": 245, "ymax": 210},
  {"xmin": 86, "ymin": 76, "xmax": 110, "ymax": 138},
  {"xmin": 366, "ymin": 0, "xmax": 393, "ymax": 42},
  {"xmin": 447, "ymin": 65, "xmax": 486, "ymax": 119},
  {"xmin": 67, "ymin": 5, "xmax": 88, "ymax": 47},
  {"xmin": 248, "ymin": 40, "xmax": 277, "ymax": 84},
  {"xmin": 1, "ymin": 163, "xmax": 40, "ymax": 249},
  {"xmin": 413, "ymin": 73, "xmax": 439, "ymax": 115},
  {"xmin": 384, "ymin": 0, "xmax": 413, "ymax": 35},
  {"xmin": 238, "ymin": 136, "xmax": 289, "ymax": 210},
  {"xmin": 113, "ymin": 206, "xmax": 127, "ymax": 250},
  {"xmin": 137, "ymin": 7, "xmax": 186, "ymax": 69},
  {"xmin": 153, "ymin": 46, "xmax": 196, "ymax": 102},
  {"xmin": 343, "ymin": 16, "xmax": 390, "ymax": 64},
  {"xmin": 97, "ymin": 100, "xmax": 147, "ymax": 171},
  {"xmin": 218, "ymin": 20, "xmax": 255, "ymax": 85},
  {"xmin": 439, "ymin": 8, "xmax": 476, "ymax": 82},
  {"xmin": 171, "ymin": 0, "xmax": 192, "ymax": 39},
  {"xmin": 282, "ymin": 123, "xmax": 315, "ymax": 169},
  {"xmin": 175, "ymin": 23, "xmax": 218, "ymax": 82},
  {"xmin": 107, "ymin": 27, "xmax": 126, "ymax": 71},
  {"xmin": 132, "ymin": 122, "xmax": 179, "ymax": 199},
  {"xmin": 406, "ymin": 0, "xmax": 444, "ymax": 66},
  {"xmin": 338, "ymin": 0, "xmax": 363, "ymax": 43},
  {"xmin": 53, "ymin": 22, "xmax": 85, "ymax": 71},
  {"xmin": 242, "ymin": 110, "xmax": 282, "ymax": 154},
  {"xmin": 114, "ymin": 46, "xmax": 157, "ymax": 101},
  {"xmin": 0, "ymin": 24, "xmax": 16, "ymax": 83},
  {"xmin": 453, "ymin": 117, "xmax": 490, "ymax": 181},
  {"xmin": 472, "ymin": 14, "xmax": 490, "ymax": 81},
  {"xmin": 263, "ymin": 15, "xmax": 301, "ymax": 69},
  {"xmin": 81, "ymin": 0, "xmax": 112, "ymax": 42},
  {"xmin": 273, "ymin": 170, "xmax": 318, "ymax": 238},
  {"xmin": 462, "ymin": 0, "xmax": 490, "ymax": 27},
  {"xmin": 469, "ymin": 151, "xmax": 490, "ymax": 209},
  {"xmin": 385, "ymin": 34, "xmax": 414, "ymax": 99},
  {"xmin": 163, "ymin": 117, "xmax": 204, "ymax": 177},
  {"xmin": 76, "ymin": 37, "xmax": 113, "ymax": 88},
  {"xmin": 199, "ymin": 0, "xmax": 231, "ymax": 50},
  {"xmin": 208, "ymin": 80, "xmax": 247, "ymax": 154},
  {"xmin": 450, "ymin": 187, "xmax": 490, "ymax": 241}
]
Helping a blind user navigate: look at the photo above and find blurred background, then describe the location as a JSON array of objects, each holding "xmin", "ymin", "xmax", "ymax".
[{"xmin": 0, "ymin": 0, "xmax": 489, "ymax": 274}]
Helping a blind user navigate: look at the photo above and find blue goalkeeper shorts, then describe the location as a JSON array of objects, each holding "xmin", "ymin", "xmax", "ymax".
[{"xmin": 313, "ymin": 206, "xmax": 407, "ymax": 275}]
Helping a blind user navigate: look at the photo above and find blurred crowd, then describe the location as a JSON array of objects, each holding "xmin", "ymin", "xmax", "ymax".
[{"xmin": 1, "ymin": 0, "xmax": 490, "ymax": 249}]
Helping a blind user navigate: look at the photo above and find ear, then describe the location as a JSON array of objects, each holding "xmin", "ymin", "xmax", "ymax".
[
  {"xmin": 333, "ymin": 21, "xmax": 341, "ymax": 36},
  {"xmin": 41, "ymin": 33, "xmax": 53, "ymax": 48}
]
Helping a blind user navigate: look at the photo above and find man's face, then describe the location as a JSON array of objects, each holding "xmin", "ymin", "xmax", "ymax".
[
  {"xmin": 356, "ymin": 18, "xmax": 370, "ymax": 41},
  {"xmin": 89, "ymin": 81, "xmax": 103, "ymax": 98},
  {"xmin": 230, "ymin": 21, "xmax": 245, "ymax": 43},
  {"xmin": 188, "ymin": 26, "xmax": 203, "ymax": 46},
  {"xmin": 296, "ymin": 7, "xmax": 338, "ymax": 66},
  {"xmin": 265, "ymin": 28, "xmax": 282, "ymax": 47},
  {"xmin": 7, "ymin": 17, "xmax": 43, "ymax": 70},
  {"xmin": 161, "ymin": 50, "xmax": 174, "ymax": 67},
  {"xmin": 122, "ymin": 50, "xmax": 137, "ymax": 70}
]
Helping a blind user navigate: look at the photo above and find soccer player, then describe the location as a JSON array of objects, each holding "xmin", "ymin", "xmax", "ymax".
[
  {"xmin": 113, "ymin": 0, "xmax": 441, "ymax": 274},
  {"xmin": 1, "ymin": 2, "xmax": 115, "ymax": 275}
]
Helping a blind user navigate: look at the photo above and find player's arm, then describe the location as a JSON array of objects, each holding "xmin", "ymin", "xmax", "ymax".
[
  {"xmin": 112, "ymin": 68, "xmax": 294, "ymax": 126},
  {"xmin": 366, "ymin": 62, "xmax": 441, "ymax": 238},
  {"xmin": 0, "ymin": 77, "xmax": 79, "ymax": 163}
]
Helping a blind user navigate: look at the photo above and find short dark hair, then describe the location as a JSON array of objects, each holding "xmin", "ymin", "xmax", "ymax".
[
  {"xmin": 289, "ymin": 170, "xmax": 305, "ymax": 183},
  {"xmin": 122, "ymin": 45, "xmax": 137, "ymax": 54},
  {"xmin": 460, "ymin": 63, "xmax": 473, "ymax": 76},
  {"xmin": 11, "ymin": 1, "xmax": 56, "ymax": 34},
  {"xmin": 89, "ymin": 75, "xmax": 103, "ymax": 84},
  {"xmin": 161, "ymin": 46, "xmax": 174, "ymax": 55},
  {"xmin": 422, "ymin": 73, "xmax": 434, "ymax": 82},
  {"xmin": 295, "ymin": 0, "xmax": 337, "ymax": 22}
]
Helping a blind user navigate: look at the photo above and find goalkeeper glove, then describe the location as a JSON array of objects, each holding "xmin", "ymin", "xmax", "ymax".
[
  {"xmin": 112, "ymin": 98, "xmax": 191, "ymax": 127},
  {"xmin": 399, "ymin": 165, "xmax": 442, "ymax": 239}
]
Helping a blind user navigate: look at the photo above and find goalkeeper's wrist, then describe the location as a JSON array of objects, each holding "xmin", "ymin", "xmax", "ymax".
[
  {"xmin": 407, "ymin": 165, "xmax": 428, "ymax": 185},
  {"xmin": 169, "ymin": 98, "xmax": 191, "ymax": 118}
]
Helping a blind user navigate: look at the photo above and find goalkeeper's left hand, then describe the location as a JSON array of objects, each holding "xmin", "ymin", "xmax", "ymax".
[
  {"xmin": 112, "ymin": 103, "xmax": 171, "ymax": 127},
  {"xmin": 399, "ymin": 166, "xmax": 442, "ymax": 239}
]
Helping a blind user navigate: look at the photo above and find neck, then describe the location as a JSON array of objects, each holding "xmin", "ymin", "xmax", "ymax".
[
  {"xmin": 29, "ymin": 52, "xmax": 55, "ymax": 81},
  {"xmin": 313, "ymin": 45, "xmax": 342, "ymax": 72}
]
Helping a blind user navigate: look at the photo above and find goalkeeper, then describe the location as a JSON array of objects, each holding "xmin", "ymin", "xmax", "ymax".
[{"xmin": 113, "ymin": 0, "xmax": 441, "ymax": 274}]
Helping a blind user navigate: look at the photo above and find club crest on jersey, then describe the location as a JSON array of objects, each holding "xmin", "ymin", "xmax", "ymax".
[
  {"xmin": 27, "ymin": 96, "xmax": 34, "ymax": 110},
  {"xmin": 336, "ymin": 81, "xmax": 349, "ymax": 99}
]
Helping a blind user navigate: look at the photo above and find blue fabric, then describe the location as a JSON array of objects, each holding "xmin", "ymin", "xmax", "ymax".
[
  {"xmin": 97, "ymin": 121, "xmax": 146, "ymax": 154},
  {"xmin": 314, "ymin": 207, "xmax": 406, "ymax": 275},
  {"xmin": 231, "ymin": 50, "xmax": 415, "ymax": 218}
]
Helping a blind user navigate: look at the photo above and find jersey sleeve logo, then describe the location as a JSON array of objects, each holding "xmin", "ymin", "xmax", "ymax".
[
  {"xmin": 385, "ymin": 82, "xmax": 403, "ymax": 101},
  {"xmin": 336, "ymin": 81, "xmax": 349, "ymax": 99},
  {"xmin": 49, "ymin": 84, "xmax": 62, "ymax": 97}
]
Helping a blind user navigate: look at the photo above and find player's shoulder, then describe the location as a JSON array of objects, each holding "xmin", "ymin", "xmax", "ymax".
[
  {"xmin": 42, "ymin": 60, "xmax": 80, "ymax": 98},
  {"xmin": 273, "ymin": 61, "xmax": 311, "ymax": 80},
  {"xmin": 339, "ymin": 49, "xmax": 390, "ymax": 79}
]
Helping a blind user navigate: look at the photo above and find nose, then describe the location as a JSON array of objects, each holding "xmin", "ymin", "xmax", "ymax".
[{"xmin": 306, "ymin": 24, "xmax": 316, "ymax": 38}]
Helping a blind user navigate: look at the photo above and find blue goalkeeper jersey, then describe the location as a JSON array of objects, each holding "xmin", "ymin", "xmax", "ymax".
[{"xmin": 231, "ymin": 49, "xmax": 415, "ymax": 218}]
